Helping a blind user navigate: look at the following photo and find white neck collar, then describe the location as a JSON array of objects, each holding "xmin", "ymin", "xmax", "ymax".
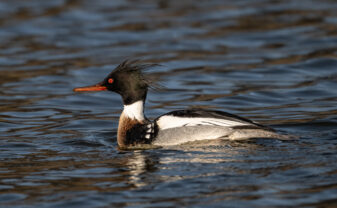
[{"xmin": 123, "ymin": 100, "xmax": 145, "ymax": 121}]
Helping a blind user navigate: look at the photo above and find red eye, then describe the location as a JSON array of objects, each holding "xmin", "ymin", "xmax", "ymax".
[{"xmin": 108, "ymin": 78, "xmax": 114, "ymax": 84}]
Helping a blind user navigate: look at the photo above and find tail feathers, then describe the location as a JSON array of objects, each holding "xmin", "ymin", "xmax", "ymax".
[{"xmin": 228, "ymin": 129, "xmax": 297, "ymax": 140}]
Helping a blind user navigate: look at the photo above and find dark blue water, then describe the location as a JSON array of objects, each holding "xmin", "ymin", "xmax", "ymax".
[{"xmin": 1, "ymin": 0, "xmax": 337, "ymax": 207}]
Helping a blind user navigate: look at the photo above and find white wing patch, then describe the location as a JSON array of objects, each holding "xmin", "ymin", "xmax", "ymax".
[{"xmin": 156, "ymin": 115, "xmax": 252, "ymax": 130}]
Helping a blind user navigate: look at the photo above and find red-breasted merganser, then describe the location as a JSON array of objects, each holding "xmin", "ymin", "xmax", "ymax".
[{"xmin": 74, "ymin": 60, "xmax": 290, "ymax": 148}]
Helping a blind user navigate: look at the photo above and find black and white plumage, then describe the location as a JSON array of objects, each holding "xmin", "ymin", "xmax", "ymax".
[{"xmin": 74, "ymin": 60, "xmax": 290, "ymax": 148}]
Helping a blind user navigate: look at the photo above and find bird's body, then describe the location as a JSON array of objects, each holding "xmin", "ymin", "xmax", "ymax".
[{"xmin": 74, "ymin": 60, "xmax": 291, "ymax": 149}]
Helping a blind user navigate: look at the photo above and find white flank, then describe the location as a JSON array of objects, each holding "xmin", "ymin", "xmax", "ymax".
[
  {"xmin": 123, "ymin": 100, "xmax": 145, "ymax": 121},
  {"xmin": 156, "ymin": 115, "xmax": 251, "ymax": 130}
]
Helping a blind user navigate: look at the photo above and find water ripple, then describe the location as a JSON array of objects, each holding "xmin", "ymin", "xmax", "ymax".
[{"xmin": 0, "ymin": 0, "xmax": 337, "ymax": 207}]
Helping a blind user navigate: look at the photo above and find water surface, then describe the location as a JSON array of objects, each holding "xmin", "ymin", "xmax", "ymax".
[{"xmin": 1, "ymin": 0, "xmax": 337, "ymax": 207}]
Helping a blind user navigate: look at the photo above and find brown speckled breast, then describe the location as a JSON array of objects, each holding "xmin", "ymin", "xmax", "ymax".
[{"xmin": 117, "ymin": 112, "xmax": 145, "ymax": 148}]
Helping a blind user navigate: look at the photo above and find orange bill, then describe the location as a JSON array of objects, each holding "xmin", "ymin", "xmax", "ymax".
[{"xmin": 73, "ymin": 84, "xmax": 107, "ymax": 92}]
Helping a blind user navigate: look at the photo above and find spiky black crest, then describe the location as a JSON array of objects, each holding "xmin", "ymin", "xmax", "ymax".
[
  {"xmin": 102, "ymin": 60, "xmax": 161, "ymax": 105},
  {"xmin": 110, "ymin": 60, "xmax": 161, "ymax": 90},
  {"xmin": 115, "ymin": 60, "xmax": 157, "ymax": 73}
]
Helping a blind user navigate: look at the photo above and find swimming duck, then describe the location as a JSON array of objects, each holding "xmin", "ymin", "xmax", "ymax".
[{"xmin": 74, "ymin": 60, "xmax": 289, "ymax": 148}]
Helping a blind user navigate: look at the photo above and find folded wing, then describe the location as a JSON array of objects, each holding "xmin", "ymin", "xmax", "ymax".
[{"xmin": 155, "ymin": 109, "xmax": 262, "ymax": 130}]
